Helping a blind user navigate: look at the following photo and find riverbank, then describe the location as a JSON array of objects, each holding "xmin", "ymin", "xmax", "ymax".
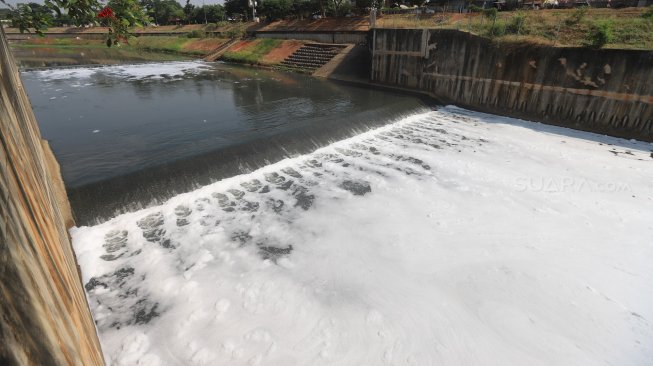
[
  {"xmin": 5, "ymin": 7, "xmax": 653, "ymax": 49},
  {"xmin": 11, "ymin": 36, "xmax": 318, "ymax": 72},
  {"xmin": 377, "ymin": 7, "xmax": 653, "ymax": 50},
  {"xmin": 11, "ymin": 21, "xmax": 652, "ymax": 142},
  {"xmin": 13, "ymin": 36, "xmax": 231, "ymax": 56}
]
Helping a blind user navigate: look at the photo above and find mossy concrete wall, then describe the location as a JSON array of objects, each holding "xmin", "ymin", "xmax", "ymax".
[
  {"xmin": 371, "ymin": 29, "xmax": 653, "ymax": 141},
  {"xmin": 0, "ymin": 28, "xmax": 104, "ymax": 365}
]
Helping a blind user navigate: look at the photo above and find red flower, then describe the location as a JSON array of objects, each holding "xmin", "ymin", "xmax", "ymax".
[{"xmin": 97, "ymin": 7, "xmax": 115, "ymax": 19}]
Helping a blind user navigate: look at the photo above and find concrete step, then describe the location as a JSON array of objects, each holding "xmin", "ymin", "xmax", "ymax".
[
  {"xmin": 289, "ymin": 52, "xmax": 334, "ymax": 58},
  {"xmin": 286, "ymin": 55, "xmax": 333, "ymax": 63},
  {"xmin": 281, "ymin": 43, "xmax": 346, "ymax": 73},
  {"xmin": 280, "ymin": 61, "xmax": 321, "ymax": 69}
]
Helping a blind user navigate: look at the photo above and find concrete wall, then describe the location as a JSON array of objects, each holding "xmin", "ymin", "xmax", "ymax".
[
  {"xmin": 0, "ymin": 28, "xmax": 105, "ymax": 365},
  {"xmin": 256, "ymin": 31, "xmax": 367, "ymax": 44},
  {"xmin": 371, "ymin": 29, "xmax": 653, "ymax": 141}
]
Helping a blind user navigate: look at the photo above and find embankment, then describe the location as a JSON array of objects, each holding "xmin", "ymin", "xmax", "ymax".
[
  {"xmin": 16, "ymin": 36, "xmax": 231, "ymax": 57},
  {"xmin": 371, "ymin": 29, "xmax": 653, "ymax": 141},
  {"xmin": 221, "ymin": 38, "xmax": 305, "ymax": 66},
  {"xmin": 0, "ymin": 28, "xmax": 104, "ymax": 365},
  {"xmin": 130, "ymin": 36, "xmax": 230, "ymax": 56}
]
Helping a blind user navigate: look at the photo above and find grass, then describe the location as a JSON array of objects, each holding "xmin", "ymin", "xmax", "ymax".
[
  {"xmin": 130, "ymin": 36, "xmax": 230, "ymax": 56},
  {"xmin": 15, "ymin": 36, "xmax": 230, "ymax": 56},
  {"xmin": 13, "ymin": 38, "xmax": 108, "ymax": 48},
  {"xmin": 221, "ymin": 39, "xmax": 283, "ymax": 64},
  {"xmin": 130, "ymin": 36, "xmax": 197, "ymax": 54},
  {"xmin": 377, "ymin": 7, "xmax": 653, "ymax": 49}
]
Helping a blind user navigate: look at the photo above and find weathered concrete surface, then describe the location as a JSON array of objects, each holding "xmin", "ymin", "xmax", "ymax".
[
  {"xmin": 315, "ymin": 44, "xmax": 371, "ymax": 81},
  {"xmin": 372, "ymin": 29, "xmax": 653, "ymax": 141},
  {"xmin": 256, "ymin": 31, "xmax": 367, "ymax": 44},
  {"xmin": 0, "ymin": 28, "xmax": 104, "ymax": 365}
]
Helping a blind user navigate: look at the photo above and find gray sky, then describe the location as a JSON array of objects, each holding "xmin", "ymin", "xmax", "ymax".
[{"xmin": 1, "ymin": 0, "xmax": 224, "ymax": 8}]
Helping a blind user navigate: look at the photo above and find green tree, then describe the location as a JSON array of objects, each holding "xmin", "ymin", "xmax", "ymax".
[
  {"xmin": 46, "ymin": 0, "xmax": 100, "ymax": 26},
  {"xmin": 2, "ymin": 0, "xmax": 147, "ymax": 45},
  {"xmin": 291, "ymin": 0, "xmax": 320, "ymax": 19},
  {"xmin": 8, "ymin": 3, "xmax": 54, "ymax": 33},
  {"xmin": 140, "ymin": 0, "xmax": 184, "ymax": 25},
  {"xmin": 204, "ymin": 5, "xmax": 225, "ymax": 22},
  {"xmin": 183, "ymin": 0, "xmax": 195, "ymax": 23},
  {"xmin": 52, "ymin": 12, "xmax": 73, "ymax": 26},
  {"xmin": 189, "ymin": 4, "xmax": 225, "ymax": 23},
  {"xmin": 108, "ymin": 0, "xmax": 149, "ymax": 26},
  {"xmin": 224, "ymin": 0, "xmax": 249, "ymax": 20},
  {"xmin": 260, "ymin": 0, "xmax": 291, "ymax": 20}
]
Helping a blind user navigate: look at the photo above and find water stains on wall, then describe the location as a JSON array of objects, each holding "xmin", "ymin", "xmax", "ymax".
[
  {"xmin": 372, "ymin": 29, "xmax": 653, "ymax": 141},
  {"xmin": 0, "ymin": 28, "xmax": 104, "ymax": 365}
]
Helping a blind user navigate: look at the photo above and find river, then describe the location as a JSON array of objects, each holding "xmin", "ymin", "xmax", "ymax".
[{"xmin": 21, "ymin": 58, "xmax": 653, "ymax": 366}]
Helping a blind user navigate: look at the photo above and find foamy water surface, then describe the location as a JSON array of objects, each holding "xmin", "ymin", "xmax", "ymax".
[{"xmin": 72, "ymin": 106, "xmax": 653, "ymax": 365}]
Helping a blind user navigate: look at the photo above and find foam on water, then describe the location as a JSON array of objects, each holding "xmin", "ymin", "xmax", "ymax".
[
  {"xmin": 32, "ymin": 61, "xmax": 211, "ymax": 83},
  {"xmin": 72, "ymin": 107, "xmax": 653, "ymax": 365}
]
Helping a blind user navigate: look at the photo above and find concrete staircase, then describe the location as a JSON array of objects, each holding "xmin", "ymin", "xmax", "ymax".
[{"xmin": 281, "ymin": 43, "xmax": 346, "ymax": 72}]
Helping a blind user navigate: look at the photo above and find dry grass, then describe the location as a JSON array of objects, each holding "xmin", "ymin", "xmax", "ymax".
[{"xmin": 376, "ymin": 7, "xmax": 653, "ymax": 49}]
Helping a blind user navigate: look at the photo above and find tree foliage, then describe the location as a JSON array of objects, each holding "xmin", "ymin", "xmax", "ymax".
[
  {"xmin": 224, "ymin": 0, "xmax": 250, "ymax": 20},
  {"xmin": 1, "ymin": 0, "xmax": 146, "ymax": 45},
  {"xmin": 140, "ymin": 0, "xmax": 184, "ymax": 25},
  {"xmin": 7, "ymin": 3, "xmax": 53, "ymax": 33},
  {"xmin": 108, "ymin": 0, "xmax": 149, "ymax": 26},
  {"xmin": 224, "ymin": 0, "xmax": 364, "ymax": 20},
  {"xmin": 259, "ymin": 0, "xmax": 292, "ymax": 21},
  {"xmin": 188, "ymin": 5, "xmax": 225, "ymax": 24}
]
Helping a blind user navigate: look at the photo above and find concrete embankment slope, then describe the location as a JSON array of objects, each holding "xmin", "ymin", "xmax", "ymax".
[
  {"xmin": 372, "ymin": 29, "xmax": 653, "ymax": 141},
  {"xmin": 0, "ymin": 28, "xmax": 104, "ymax": 365}
]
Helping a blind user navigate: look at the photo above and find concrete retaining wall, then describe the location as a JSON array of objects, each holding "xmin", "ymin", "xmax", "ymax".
[
  {"xmin": 256, "ymin": 31, "xmax": 367, "ymax": 44},
  {"xmin": 371, "ymin": 28, "xmax": 653, "ymax": 141},
  {"xmin": 0, "ymin": 28, "xmax": 104, "ymax": 365}
]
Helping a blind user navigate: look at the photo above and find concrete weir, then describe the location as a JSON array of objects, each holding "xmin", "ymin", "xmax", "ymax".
[
  {"xmin": 0, "ymin": 28, "xmax": 104, "ymax": 365},
  {"xmin": 371, "ymin": 28, "xmax": 653, "ymax": 141}
]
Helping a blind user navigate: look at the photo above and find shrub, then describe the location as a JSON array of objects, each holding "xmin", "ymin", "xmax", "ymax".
[
  {"xmin": 643, "ymin": 6, "xmax": 653, "ymax": 20},
  {"xmin": 483, "ymin": 7, "xmax": 498, "ymax": 19},
  {"xmin": 224, "ymin": 24, "xmax": 246, "ymax": 39},
  {"xmin": 507, "ymin": 12, "xmax": 526, "ymax": 34},
  {"xmin": 186, "ymin": 30, "xmax": 206, "ymax": 38},
  {"xmin": 565, "ymin": 6, "xmax": 587, "ymax": 26},
  {"xmin": 586, "ymin": 19, "xmax": 614, "ymax": 48},
  {"xmin": 489, "ymin": 20, "xmax": 506, "ymax": 37},
  {"xmin": 468, "ymin": 5, "xmax": 496, "ymax": 19}
]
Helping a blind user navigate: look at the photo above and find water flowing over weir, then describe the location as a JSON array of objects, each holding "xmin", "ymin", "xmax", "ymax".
[
  {"xmin": 20, "ymin": 61, "xmax": 432, "ymax": 225},
  {"xmin": 19, "ymin": 60, "xmax": 653, "ymax": 365},
  {"xmin": 71, "ymin": 106, "xmax": 653, "ymax": 365}
]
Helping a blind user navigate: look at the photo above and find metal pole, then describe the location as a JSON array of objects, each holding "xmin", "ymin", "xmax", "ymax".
[{"xmin": 203, "ymin": 0, "xmax": 207, "ymax": 24}]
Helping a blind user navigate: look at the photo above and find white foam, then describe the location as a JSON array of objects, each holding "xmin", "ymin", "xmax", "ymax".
[
  {"xmin": 29, "ymin": 61, "xmax": 211, "ymax": 83},
  {"xmin": 72, "ymin": 107, "xmax": 653, "ymax": 365}
]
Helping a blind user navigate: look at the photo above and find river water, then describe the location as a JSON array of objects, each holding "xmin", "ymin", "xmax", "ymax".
[
  {"xmin": 21, "ymin": 60, "xmax": 653, "ymax": 365},
  {"xmin": 21, "ymin": 61, "xmax": 429, "ymax": 224}
]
